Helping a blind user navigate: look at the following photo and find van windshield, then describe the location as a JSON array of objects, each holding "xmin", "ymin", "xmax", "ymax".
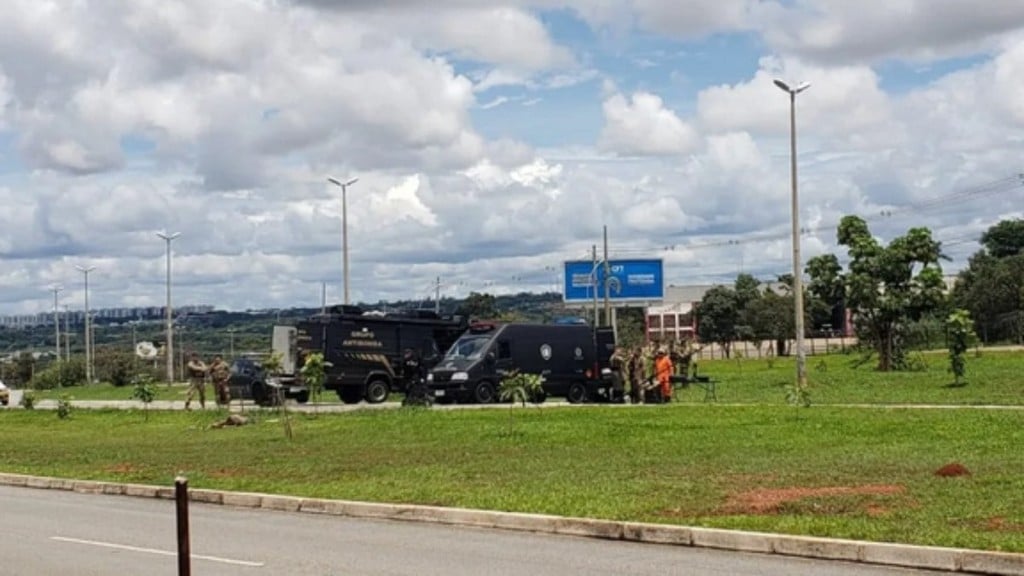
[{"xmin": 444, "ymin": 335, "xmax": 491, "ymax": 360}]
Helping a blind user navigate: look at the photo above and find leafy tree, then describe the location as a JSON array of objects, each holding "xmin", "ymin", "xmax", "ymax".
[
  {"xmin": 747, "ymin": 286, "xmax": 793, "ymax": 356},
  {"xmin": 457, "ymin": 292, "xmax": 498, "ymax": 319},
  {"xmin": 131, "ymin": 373, "xmax": 157, "ymax": 420},
  {"xmin": 94, "ymin": 347, "xmax": 136, "ymax": 386},
  {"xmin": 835, "ymin": 216, "xmax": 947, "ymax": 371},
  {"xmin": 696, "ymin": 286, "xmax": 739, "ymax": 358},
  {"xmin": 734, "ymin": 274, "xmax": 761, "ymax": 343},
  {"xmin": 300, "ymin": 352, "xmax": 329, "ymax": 414},
  {"xmin": 615, "ymin": 307, "xmax": 646, "ymax": 348},
  {"xmin": 498, "ymin": 371, "xmax": 544, "ymax": 437},
  {"xmin": 952, "ymin": 220, "xmax": 1024, "ymax": 343},
  {"xmin": 946, "ymin": 309, "xmax": 975, "ymax": 386},
  {"xmin": 806, "ymin": 253, "xmax": 846, "ymax": 332},
  {"xmin": 980, "ymin": 218, "xmax": 1024, "ymax": 258}
]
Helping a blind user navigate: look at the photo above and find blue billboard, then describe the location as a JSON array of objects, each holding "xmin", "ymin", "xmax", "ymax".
[{"xmin": 563, "ymin": 259, "xmax": 664, "ymax": 303}]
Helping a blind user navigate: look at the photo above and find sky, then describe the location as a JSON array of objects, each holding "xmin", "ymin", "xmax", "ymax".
[{"xmin": 2, "ymin": 0, "xmax": 1024, "ymax": 315}]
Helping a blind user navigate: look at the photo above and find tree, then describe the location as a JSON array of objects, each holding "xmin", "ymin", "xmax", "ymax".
[
  {"xmin": 806, "ymin": 253, "xmax": 846, "ymax": 332},
  {"xmin": 835, "ymin": 216, "xmax": 947, "ymax": 371},
  {"xmin": 747, "ymin": 286, "xmax": 793, "ymax": 356},
  {"xmin": 952, "ymin": 219, "xmax": 1024, "ymax": 343},
  {"xmin": 946, "ymin": 309, "xmax": 975, "ymax": 386},
  {"xmin": 734, "ymin": 274, "xmax": 761, "ymax": 343},
  {"xmin": 980, "ymin": 218, "xmax": 1024, "ymax": 258},
  {"xmin": 300, "ymin": 352, "xmax": 328, "ymax": 415},
  {"xmin": 696, "ymin": 286, "xmax": 739, "ymax": 358},
  {"xmin": 457, "ymin": 292, "xmax": 498, "ymax": 319}
]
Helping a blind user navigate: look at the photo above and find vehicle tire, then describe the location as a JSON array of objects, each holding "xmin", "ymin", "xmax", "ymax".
[
  {"xmin": 338, "ymin": 388, "xmax": 363, "ymax": 404},
  {"xmin": 251, "ymin": 381, "xmax": 272, "ymax": 407},
  {"xmin": 567, "ymin": 381, "xmax": 588, "ymax": 404},
  {"xmin": 295, "ymin": 390, "xmax": 310, "ymax": 404},
  {"xmin": 365, "ymin": 379, "xmax": 390, "ymax": 404},
  {"xmin": 473, "ymin": 380, "xmax": 496, "ymax": 404}
]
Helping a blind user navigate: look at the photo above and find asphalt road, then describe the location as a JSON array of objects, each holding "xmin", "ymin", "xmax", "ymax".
[{"xmin": 0, "ymin": 486, "xmax": 941, "ymax": 576}]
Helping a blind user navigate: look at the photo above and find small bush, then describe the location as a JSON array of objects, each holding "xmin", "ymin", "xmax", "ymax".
[
  {"xmin": 31, "ymin": 358, "xmax": 86, "ymax": 390},
  {"xmin": 56, "ymin": 394, "xmax": 73, "ymax": 419},
  {"xmin": 94, "ymin": 348, "xmax": 137, "ymax": 386},
  {"xmin": 19, "ymin": 390, "xmax": 36, "ymax": 410}
]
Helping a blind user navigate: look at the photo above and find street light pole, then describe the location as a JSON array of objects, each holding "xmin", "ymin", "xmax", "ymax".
[
  {"xmin": 75, "ymin": 265, "xmax": 96, "ymax": 384},
  {"xmin": 327, "ymin": 176, "xmax": 359, "ymax": 305},
  {"xmin": 50, "ymin": 285, "xmax": 63, "ymax": 361},
  {"xmin": 157, "ymin": 232, "xmax": 181, "ymax": 385},
  {"xmin": 774, "ymin": 78, "xmax": 811, "ymax": 391}
]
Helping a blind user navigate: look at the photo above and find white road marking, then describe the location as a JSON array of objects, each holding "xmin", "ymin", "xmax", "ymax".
[{"xmin": 51, "ymin": 536, "xmax": 264, "ymax": 567}]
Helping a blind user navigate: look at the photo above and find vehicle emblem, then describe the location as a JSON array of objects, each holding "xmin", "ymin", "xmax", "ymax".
[{"xmin": 540, "ymin": 344, "xmax": 552, "ymax": 360}]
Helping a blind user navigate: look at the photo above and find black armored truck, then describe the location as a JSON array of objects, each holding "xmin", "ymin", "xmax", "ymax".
[
  {"xmin": 274, "ymin": 305, "xmax": 469, "ymax": 404},
  {"xmin": 426, "ymin": 321, "xmax": 616, "ymax": 404}
]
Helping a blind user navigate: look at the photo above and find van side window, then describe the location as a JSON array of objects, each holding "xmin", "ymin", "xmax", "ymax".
[{"xmin": 497, "ymin": 340, "xmax": 511, "ymax": 359}]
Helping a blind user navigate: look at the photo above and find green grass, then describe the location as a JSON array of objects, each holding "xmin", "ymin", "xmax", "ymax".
[
  {"xmin": 2, "ymin": 404, "xmax": 1024, "ymax": 552},
  {"xmin": 683, "ymin": 350, "xmax": 1024, "ymax": 405},
  {"xmin": 32, "ymin": 383, "xmax": 188, "ymax": 402}
]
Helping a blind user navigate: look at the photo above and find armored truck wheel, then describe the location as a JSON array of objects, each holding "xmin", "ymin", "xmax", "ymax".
[
  {"xmin": 365, "ymin": 379, "xmax": 390, "ymax": 404},
  {"xmin": 567, "ymin": 382, "xmax": 588, "ymax": 404},
  {"xmin": 295, "ymin": 390, "xmax": 310, "ymax": 404},
  {"xmin": 473, "ymin": 380, "xmax": 496, "ymax": 404},
  {"xmin": 338, "ymin": 388, "xmax": 363, "ymax": 404}
]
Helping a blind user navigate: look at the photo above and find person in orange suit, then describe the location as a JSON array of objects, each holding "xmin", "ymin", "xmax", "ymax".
[{"xmin": 654, "ymin": 348, "xmax": 674, "ymax": 403}]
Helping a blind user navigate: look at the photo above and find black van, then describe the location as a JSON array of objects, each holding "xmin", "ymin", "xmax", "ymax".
[
  {"xmin": 426, "ymin": 322, "xmax": 615, "ymax": 404},
  {"xmin": 292, "ymin": 306, "xmax": 468, "ymax": 404}
]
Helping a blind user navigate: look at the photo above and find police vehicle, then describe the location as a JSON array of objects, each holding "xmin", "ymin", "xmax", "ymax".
[
  {"xmin": 427, "ymin": 322, "xmax": 615, "ymax": 404},
  {"xmin": 274, "ymin": 305, "xmax": 468, "ymax": 404}
]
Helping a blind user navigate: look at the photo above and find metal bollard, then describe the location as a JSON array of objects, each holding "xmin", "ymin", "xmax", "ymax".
[{"xmin": 175, "ymin": 476, "xmax": 191, "ymax": 576}]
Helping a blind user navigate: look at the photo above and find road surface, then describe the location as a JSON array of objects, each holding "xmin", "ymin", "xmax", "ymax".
[{"xmin": 0, "ymin": 485, "xmax": 939, "ymax": 575}]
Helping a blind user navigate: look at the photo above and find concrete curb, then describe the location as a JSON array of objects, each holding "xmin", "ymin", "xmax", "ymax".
[{"xmin": 2, "ymin": 472, "xmax": 1023, "ymax": 575}]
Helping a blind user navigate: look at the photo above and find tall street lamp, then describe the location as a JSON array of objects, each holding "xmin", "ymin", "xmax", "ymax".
[
  {"xmin": 75, "ymin": 265, "xmax": 96, "ymax": 384},
  {"xmin": 157, "ymin": 232, "xmax": 180, "ymax": 384},
  {"xmin": 327, "ymin": 176, "xmax": 358, "ymax": 305},
  {"xmin": 49, "ymin": 285, "xmax": 63, "ymax": 361},
  {"xmin": 774, "ymin": 78, "xmax": 811, "ymax": 391}
]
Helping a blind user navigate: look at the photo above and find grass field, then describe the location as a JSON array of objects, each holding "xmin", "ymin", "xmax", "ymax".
[
  {"xmin": 2, "ymin": 402, "xmax": 1023, "ymax": 552},
  {"xmin": 28, "ymin": 349, "xmax": 1024, "ymax": 406}
]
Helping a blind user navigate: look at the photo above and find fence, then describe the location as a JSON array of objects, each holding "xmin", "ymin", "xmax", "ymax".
[{"xmin": 695, "ymin": 336, "xmax": 859, "ymax": 361}]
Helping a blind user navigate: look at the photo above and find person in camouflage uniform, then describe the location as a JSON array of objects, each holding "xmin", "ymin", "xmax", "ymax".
[
  {"xmin": 184, "ymin": 352, "xmax": 209, "ymax": 410},
  {"xmin": 627, "ymin": 346, "xmax": 644, "ymax": 404},
  {"xmin": 209, "ymin": 354, "xmax": 231, "ymax": 407}
]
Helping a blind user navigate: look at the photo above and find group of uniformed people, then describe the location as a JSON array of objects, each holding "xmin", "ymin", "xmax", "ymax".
[
  {"xmin": 608, "ymin": 339, "xmax": 701, "ymax": 404},
  {"xmin": 184, "ymin": 352, "xmax": 232, "ymax": 410}
]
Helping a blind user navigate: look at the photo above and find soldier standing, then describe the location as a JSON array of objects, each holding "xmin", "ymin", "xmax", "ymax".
[
  {"xmin": 209, "ymin": 354, "xmax": 231, "ymax": 407},
  {"xmin": 401, "ymin": 348, "xmax": 429, "ymax": 406},
  {"xmin": 184, "ymin": 352, "xmax": 209, "ymax": 410},
  {"xmin": 608, "ymin": 346, "xmax": 626, "ymax": 403},
  {"xmin": 627, "ymin": 347, "xmax": 644, "ymax": 404}
]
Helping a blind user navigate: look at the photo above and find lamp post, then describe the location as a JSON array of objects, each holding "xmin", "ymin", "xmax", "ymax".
[
  {"xmin": 50, "ymin": 285, "xmax": 63, "ymax": 361},
  {"xmin": 773, "ymin": 78, "xmax": 811, "ymax": 391},
  {"xmin": 75, "ymin": 265, "xmax": 96, "ymax": 384},
  {"xmin": 327, "ymin": 176, "xmax": 358, "ymax": 305},
  {"xmin": 157, "ymin": 232, "xmax": 180, "ymax": 384}
]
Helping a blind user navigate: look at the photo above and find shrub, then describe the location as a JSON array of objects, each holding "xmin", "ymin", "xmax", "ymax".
[
  {"xmin": 94, "ymin": 347, "xmax": 137, "ymax": 386},
  {"xmin": 31, "ymin": 358, "xmax": 86, "ymax": 390},
  {"xmin": 19, "ymin": 390, "xmax": 36, "ymax": 410},
  {"xmin": 56, "ymin": 394, "xmax": 73, "ymax": 420}
]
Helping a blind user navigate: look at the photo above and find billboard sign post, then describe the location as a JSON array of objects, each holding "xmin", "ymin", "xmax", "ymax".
[{"xmin": 563, "ymin": 259, "xmax": 664, "ymax": 304}]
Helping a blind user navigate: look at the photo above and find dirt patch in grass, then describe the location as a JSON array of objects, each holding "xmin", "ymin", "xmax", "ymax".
[
  {"xmin": 984, "ymin": 517, "xmax": 1024, "ymax": 533},
  {"xmin": 719, "ymin": 484, "xmax": 905, "ymax": 515},
  {"xmin": 105, "ymin": 462, "xmax": 140, "ymax": 474},
  {"xmin": 208, "ymin": 468, "xmax": 248, "ymax": 479},
  {"xmin": 935, "ymin": 462, "xmax": 971, "ymax": 477}
]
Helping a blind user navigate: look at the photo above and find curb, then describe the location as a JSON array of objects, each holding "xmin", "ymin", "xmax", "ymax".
[{"xmin": 2, "ymin": 472, "xmax": 1023, "ymax": 575}]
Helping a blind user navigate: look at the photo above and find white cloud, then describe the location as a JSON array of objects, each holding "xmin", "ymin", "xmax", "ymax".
[
  {"xmin": 757, "ymin": 0, "xmax": 1024, "ymax": 64},
  {"xmin": 599, "ymin": 91, "xmax": 701, "ymax": 155}
]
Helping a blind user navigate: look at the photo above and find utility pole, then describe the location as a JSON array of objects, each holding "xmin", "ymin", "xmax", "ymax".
[
  {"xmin": 50, "ymin": 285, "xmax": 63, "ymax": 361},
  {"xmin": 63, "ymin": 305, "xmax": 71, "ymax": 362},
  {"xmin": 591, "ymin": 245, "xmax": 599, "ymax": 327},
  {"xmin": 156, "ymin": 232, "xmax": 180, "ymax": 385},
  {"xmin": 602, "ymin": 225, "xmax": 611, "ymax": 327},
  {"xmin": 435, "ymin": 276, "xmax": 441, "ymax": 315},
  {"xmin": 321, "ymin": 281, "xmax": 327, "ymax": 315},
  {"xmin": 75, "ymin": 265, "xmax": 96, "ymax": 384}
]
